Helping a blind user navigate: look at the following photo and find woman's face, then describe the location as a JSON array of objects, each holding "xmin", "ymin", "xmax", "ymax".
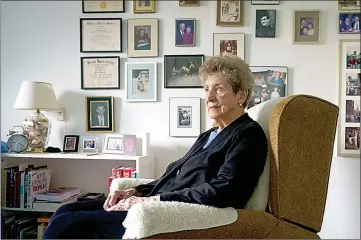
[
  {"xmin": 186, "ymin": 27, "xmax": 191, "ymax": 33},
  {"xmin": 204, "ymin": 71, "xmax": 245, "ymax": 120}
]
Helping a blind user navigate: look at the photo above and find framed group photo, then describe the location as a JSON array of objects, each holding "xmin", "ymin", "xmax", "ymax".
[
  {"xmin": 213, "ymin": 33, "xmax": 245, "ymax": 59},
  {"xmin": 81, "ymin": 56, "xmax": 120, "ymax": 90},
  {"xmin": 82, "ymin": 0, "xmax": 124, "ymax": 13},
  {"xmin": 217, "ymin": 0, "xmax": 244, "ymax": 27},
  {"xmin": 339, "ymin": 13, "xmax": 360, "ymax": 34},
  {"xmin": 133, "ymin": 0, "xmax": 155, "ymax": 13},
  {"xmin": 255, "ymin": 10, "xmax": 276, "ymax": 38},
  {"xmin": 86, "ymin": 96, "xmax": 114, "ymax": 132},
  {"xmin": 80, "ymin": 18, "xmax": 122, "ymax": 53},
  {"xmin": 175, "ymin": 18, "xmax": 196, "ymax": 47},
  {"xmin": 337, "ymin": 39, "xmax": 360, "ymax": 157},
  {"xmin": 164, "ymin": 54, "xmax": 204, "ymax": 88},
  {"xmin": 293, "ymin": 10, "xmax": 320, "ymax": 44},
  {"xmin": 125, "ymin": 62, "xmax": 157, "ymax": 102},
  {"xmin": 81, "ymin": 136, "xmax": 99, "ymax": 152},
  {"xmin": 63, "ymin": 135, "xmax": 80, "ymax": 153},
  {"xmin": 127, "ymin": 18, "xmax": 158, "ymax": 57},
  {"xmin": 103, "ymin": 134, "xmax": 124, "ymax": 154},
  {"xmin": 169, "ymin": 97, "xmax": 201, "ymax": 137}
]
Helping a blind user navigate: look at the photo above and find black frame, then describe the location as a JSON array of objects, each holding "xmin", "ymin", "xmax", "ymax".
[
  {"xmin": 63, "ymin": 135, "xmax": 80, "ymax": 153},
  {"xmin": 86, "ymin": 96, "xmax": 114, "ymax": 132},
  {"xmin": 81, "ymin": 56, "xmax": 120, "ymax": 90},
  {"xmin": 82, "ymin": 0, "xmax": 125, "ymax": 13},
  {"xmin": 338, "ymin": 12, "xmax": 361, "ymax": 34},
  {"xmin": 251, "ymin": 0, "xmax": 279, "ymax": 5},
  {"xmin": 164, "ymin": 54, "xmax": 205, "ymax": 89},
  {"xmin": 80, "ymin": 18, "xmax": 122, "ymax": 53}
]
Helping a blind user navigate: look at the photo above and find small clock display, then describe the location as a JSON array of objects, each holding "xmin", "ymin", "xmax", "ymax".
[{"xmin": 7, "ymin": 134, "xmax": 28, "ymax": 153}]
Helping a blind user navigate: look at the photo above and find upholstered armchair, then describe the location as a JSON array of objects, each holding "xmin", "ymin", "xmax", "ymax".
[{"xmin": 111, "ymin": 94, "xmax": 339, "ymax": 239}]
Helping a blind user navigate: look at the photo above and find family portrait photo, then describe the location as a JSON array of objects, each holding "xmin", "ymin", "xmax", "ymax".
[
  {"xmin": 213, "ymin": 33, "xmax": 244, "ymax": 59},
  {"xmin": 217, "ymin": 0, "xmax": 243, "ymax": 26},
  {"xmin": 294, "ymin": 10, "xmax": 320, "ymax": 43},
  {"xmin": 178, "ymin": 106, "xmax": 192, "ymax": 128},
  {"xmin": 175, "ymin": 19, "xmax": 195, "ymax": 46},
  {"xmin": 345, "ymin": 127, "xmax": 360, "ymax": 150},
  {"xmin": 346, "ymin": 73, "xmax": 360, "ymax": 96},
  {"xmin": 63, "ymin": 135, "xmax": 80, "ymax": 152},
  {"xmin": 86, "ymin": 96, "xmax": 114, "ymax": 132},
  {"xmin": 346, "ymin": 46, "xmax": 361, "ymax": 69},
  {"xmin": 339, "ymin": 13, "xmax": 360, "ymax": 34},
  {"xmin": 83, "ymin": 139, "xmax": 96, "ymax": 150},
  {"xmin": 164, "ymin": 55, "xmax": 204, "ymax": 88},
  {"xmin": 134, "ymin": 25, "xmax": 151, "ymax": 50},
  {"xmin": 256, "ymin": 9, "xmax": 276, "ymax": 38},
  {"xmin": 106, "ymin": 137, "xmax": 123, "ymax": 151},
  {"xmin": 300, "ymin": 17, "xmax": 315, "ymax": 36},
  {"xmin": 346, "ymin": 100, "xmax": 360, "ymax": 123}
]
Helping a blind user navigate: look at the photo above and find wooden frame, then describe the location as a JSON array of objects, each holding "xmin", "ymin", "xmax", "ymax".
[
  {"xmin": 213, "ymin": 33, "xmax": 245, "ymax": 59},
  {"xmin": 82, "ymin": 0, "xmax": 125, "ymax": 13},
  {"xmin": 179, "ymin": 0, "xmax": 200, "ymax": 6},
  {"xmin": 216, "ymin": 0, "xmax": 244, "ymax": 27},
  {"xmin": 63, "ymin": 135, "xmax": 80, "ymax": 152},
  {"xmin": 133, "ymin": 0, "xmax": 155, "ymax": 13},
  {"xmin": 338, "ymin": 0, "xmax": 361, "ymax": 11},
  {"xmin": 85, "ymin": 96, "xmax": 114, "ymax": 132},
  {"xmin": 293, "ymin": 10, "xmax": 320, "ymax": 44},
  {"xmin": 339, "ymin": 13, "xmax": 361, "ymax": 34},
  {"xmin": 337, "ymin": 39, "xmax": 360, "ymax": 157},
  {"xmin": 175, "ymin": 18, "xmax": 196, "ymax": 47}
]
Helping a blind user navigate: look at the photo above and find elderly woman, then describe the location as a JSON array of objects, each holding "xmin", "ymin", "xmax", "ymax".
[{"xmin": 43, "ymin": 56, "xmax": 267, "ymax": 239}]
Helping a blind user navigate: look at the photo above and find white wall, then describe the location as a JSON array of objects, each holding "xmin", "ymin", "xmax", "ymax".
[{"xmin": 1, "ymin": 1, "xmax": 359, "ymax": 238}]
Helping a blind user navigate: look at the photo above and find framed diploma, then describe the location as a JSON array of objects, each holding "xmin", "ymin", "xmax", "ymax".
[
  {"xmin": 82, "ymin": 0, "xmax": 125, "ymax": 13},
  {"xmin": 81, "ymin": 56, "xmax": 120, "ymax": 90},
  {"xmin": 80, "ymin": 18, "xmax": 122, "ymax": 53}
]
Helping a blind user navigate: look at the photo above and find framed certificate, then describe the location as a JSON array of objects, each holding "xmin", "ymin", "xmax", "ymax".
[
  {"xmin": 80, "ymin": 18, "xmax": 122, "ymax": 53},
  {"xmin": 82, "ymin": 0, "xmax": 124, "ymax": 13},
  {"xmin": 81, "ymin": 56, "xmax": 120, "ymax": 90}
]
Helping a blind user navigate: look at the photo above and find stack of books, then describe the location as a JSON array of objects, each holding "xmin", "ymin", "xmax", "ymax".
[
  {"xmin": 107, "ymin": 166, "xmax": 137, "ymax": 190},
  {"xmin": 2, "ymin": 214, "xmax": 50, "ymax": 239}
]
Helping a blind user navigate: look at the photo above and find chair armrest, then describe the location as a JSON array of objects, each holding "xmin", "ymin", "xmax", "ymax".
[{"xmin": 109, "ymin": 178, "xmax": 155, "ymax": 193}]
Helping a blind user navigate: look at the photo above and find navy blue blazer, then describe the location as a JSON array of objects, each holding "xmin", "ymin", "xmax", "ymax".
[{"xmin": 135, "ymin": 113, "xmax": 267, "ymax": 209}]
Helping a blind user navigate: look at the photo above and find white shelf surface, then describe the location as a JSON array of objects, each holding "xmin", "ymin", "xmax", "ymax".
[{"xmin": 2, "ymin": 207, "xmax": 55, "ymax": 213}]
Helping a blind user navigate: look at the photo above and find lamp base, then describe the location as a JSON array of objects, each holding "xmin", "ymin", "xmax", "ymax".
[{"xmin": 23, "ymin": 109, "xmax": 51, "ymax": 151}]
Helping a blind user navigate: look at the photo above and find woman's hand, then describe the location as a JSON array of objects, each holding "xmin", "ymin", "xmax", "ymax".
[
  {"xmin": 105, "ymin": 196, "xmax": 160, "ymax": 211},
  {"xmin": 103, "ymin": 188, "xmax": 137, "ymax": 210}
]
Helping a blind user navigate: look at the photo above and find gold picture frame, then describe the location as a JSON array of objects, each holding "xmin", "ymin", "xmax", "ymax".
[
  {"xmin": 337, "ymin": 39, "xmax": 360, "ymax": 157},
  {"xmin": 85, "ymin": 96, "xmax": 114, "ymax": 133},
  {"xmin": 338, "ymin": 0, "xmax": 361, "ymax": 11},
  {"xmin": 133, "ymin": 0, "xmax": 155, "ymax": 13},
  {"xmin": 179, "ymin": 0, "xmax": 200, "ymax": 6},
  {"xmin": 216, "ymin": 0, "xmax": 244, "ymax": 27},
  {"xmin": 293, "ymin": 10, "xmax": 320, "ymax": 44}
]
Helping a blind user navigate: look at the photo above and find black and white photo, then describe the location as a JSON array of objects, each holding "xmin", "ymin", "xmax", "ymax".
[
  {"xmin": 178, "ymin": 106, "xmax": 192, "ymax": 128},
  {"xmin": 256, "ymin": 10, "xmax": 276, "ymax": 38},
  {"xmin": 86, "ymin": 96, "xmax": 114, "ymax": 132},
  {"xmin": 217, "ymin": 0, "xmax": 243, "ymax": 26}
]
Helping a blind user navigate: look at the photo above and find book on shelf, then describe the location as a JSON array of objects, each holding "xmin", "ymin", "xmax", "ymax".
[
  {"xmin": 108, "ymin": 166, "xmax": 137, "ymax": 190},
  {"xmin": 33, "ymin": 194, "xmax": 81, "ymax": 212},
  {"xmin": 33, "ymin": 187, "xmax": 81, "ymax": 202}
]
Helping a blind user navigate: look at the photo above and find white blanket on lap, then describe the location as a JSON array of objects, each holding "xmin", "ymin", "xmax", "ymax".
[{"xmin": 122, "ymin": 201, "xmax": 238, "ymax": 239}]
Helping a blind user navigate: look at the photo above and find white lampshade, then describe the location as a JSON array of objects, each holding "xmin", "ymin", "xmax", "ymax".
[{"xmin": 14, "ymin": 81, "xmax": 59, "ymax": 110}]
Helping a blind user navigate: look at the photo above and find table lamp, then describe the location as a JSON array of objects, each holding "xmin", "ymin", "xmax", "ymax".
[{"xmin": 14, "ymin": 81, "xmax": 59, "ymax": 152}]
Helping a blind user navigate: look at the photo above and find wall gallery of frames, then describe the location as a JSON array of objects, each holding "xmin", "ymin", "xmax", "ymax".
[{"xmin": 78, "ymin": 0, "xmax": 360, "ymax": 157}]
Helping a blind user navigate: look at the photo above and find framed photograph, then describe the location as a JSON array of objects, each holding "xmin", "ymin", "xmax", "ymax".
[
  {"xmin": 338, "ymin": 0, "xmax": 361, "ymax": 11},
  {"xmin": 337, "ymin": 39, "xmax": 360, "ymax": 157},
  {"xmin": 217, "ymin": 0, "xmax": 244, "ymax": 27},
  {"xmin": 103, "ymin": 134, "xmax": 124, "ymax": 154},
  {"xmin": 82, "ymin": 0, "xmax": 124, "ymax": 13},
  {"xmin": 81, "ymin": 136, "xmax": 99, "ymax": 152},
  {"xmin": 251, "ymin": 0, "xmax": 279, "ymax": 4},
  {"xmin": 123, "ymin": 134, "xmax": 137, "ymax": 156},
  {"xmin": 175, "ymin": 18, "xmax": 196, "ymax": 47},
  {"xmin": 164, "ymin": 54, "xmax": 205, "ymax": 88},
  {"xmin": 339, "ymin": 13, "xmax": 360, "ymax": 34},
  {"xmin": 127, "ymin": 18, "xmax": 158, "ymax": 58},
  {"xmin": 248, "ymin": 66, "xmax": 288, "ymax": 109},
  {"xmin": 80, "ymin": 18, "xmax": 122, "ymax": 53},
  {"xmin": 125, "ymin": 62, "xmax": 157, "ymax": 102},
  {"xmin": 169, "ymin": 97, "xmax": 201, "ymax": 137},
  {"xmin": 81, "ymin": 56, "xmax": 120, "ymax": 90},
  {"xmin": 86, "ymin": 96, "xmax": 114, "ymax": 132},
  {"xmin": 133, "ymin": 0, "xmax": 155, "ymax": 13},
  {"xmin": 63, "ymin": 135, "xmax": 80, "ymax": 153},
  {"xmin": 213, "ymin": 33, "xmax": 245, "ymax": 59},
  {"xmin": 256, "ymin": 10, "xmax": 276, "ymax": 38},
  {"xmin": 179, "ymin": 0, "xmax": 200, "ymax": 6},
  {"xmin": 294, "ymin": 10, "xmax": 320, "ymax": 44}
]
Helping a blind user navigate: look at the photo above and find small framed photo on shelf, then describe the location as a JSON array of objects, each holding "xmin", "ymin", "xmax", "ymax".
[
  {"xmin": 81, "ymin": 56, "xmax": 120, "ymax": 90},
  {"xmin": 85, "ymin": 96, "xmax": 114, "ymax": 132},
  {"xmin": 80, "ymin": 18, "xmax": 122, "ymax": 53},
  {"xmin": 63, "ymin": 135, "xmax": 80, "ymax": 153},
  {"xmin": 81, "ymin": 136, "xmax": 99, "ymax": 152},
  {"xmin": 125, "ymin": 62, "xmax": 157, "ymax": 102},
  {"xmin": 103, "ymin": 134, "xmax": 124, "ymax": 154},
  {"xmin": 179, "ymin": 0, "xmax": 200, "ymax": 6},
  {"xmin": 251, "ymin": 0, "xmax": 279, "ymax": 5},
  {"xmin": 82, "ymin": 0, "xmax": 124, "ymax": 13},
  {"xmin": 256, "ymin": 10, "xmax": 276, "ymax": 38},
  {"xmin": 217, "ymin": 0, "xmax": 243, "ymax": 27},
  {"xmin": 338, "ymin": 0, "xmax": 361, "ymax": 11},
  {"xmin": 175, "ymin": 18, "xmax": 196, "ymax": 47},
  {"xmin": 337, "ymin": 39, "xmax": 360, "ymax": 157},
  {"xmin": 127, "ymin": 18, "xmax": 158, "ymax": 58},
  {"xmin": 213, "ymin": 33, "xmax": 245, "ymax": 59},
  {"xmin": 164, "ymin": 54, "xmax": 204, "ymax": 88},
  {"xmin": 133, "ymin": 0, "xmax": 155, "ymax": 13},
  {"xmin": 169, "ymin": 97, "xmax": 201, "ymax": 137},
  {"xmin": 339, "ymin": 13, "xmax": 361, "ymax": 34},
  {"xmin": 293, "ymin": 10, "xmax": 320, "ymax": 44},
  {"xmin": 123, "ymin": 134, "xmax": 137, "ymax": 156}
]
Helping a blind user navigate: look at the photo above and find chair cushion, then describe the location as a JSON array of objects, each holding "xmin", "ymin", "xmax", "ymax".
[{"xmin": 244, "ymin": 98, "xmax": 284, "ymax": 211}]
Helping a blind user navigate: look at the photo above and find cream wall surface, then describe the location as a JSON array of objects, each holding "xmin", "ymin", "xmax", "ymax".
[{"xmin": 1, "ymin": 1, "xmax": 359, "ymax": 238}]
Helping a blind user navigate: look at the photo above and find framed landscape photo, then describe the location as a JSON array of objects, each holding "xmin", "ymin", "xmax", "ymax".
[
  {"xmin": 256, "ymin": 9, "xmax": 276, "ymax": 38},
  {"xmin": 338, "ymin": 0, "xmax": 361, "ymax": 11},
  {"xmin": 128, "ymin": 18, "xmax": 158, "ymax": 58},
  {"xmin": 125, "ymin": 62, "xmax": 157, "ymax": 102},
  {"xmin": 164, "ymin": 54, "xmax": 204, "ymax": 88},
  {"xmin": 294, "ymin": 10, "xmax": 320, "ymax": 44},
  {"xmin": 217, "ymin": 0, "xmax": 243, "ymax": 27},
  {"xmin": 251, "ymin": 0, "xmax": 279, "ymax": 5},
  {"xmin": 339, "ymin": 13, "xmax": 361, "ymax": 34},
  {"xmin": 80, "ymin": 18, "xmax": 122, "ymax": 53},
  {"xmin": 175, "ymin": 18, "xmax": 196, "ymax": 47},
  {"xmin": 169, "ymin": 97, "xmax": 201, "ymax": 137},
  {"xmin": 337, "ymin": 39, "xmax": 360, "ymax": 157},
  {"xmin": 103, "ymin": 134, "xmax": 124, "ymax": 154},
  {"xmin": 82, "ymin": 0, "xmax": 124, "ymax": 13},
  {"xmin": 81, "ymin": 56, "xmax": 120, "ymax": 90},
  {"xmin": 213, "ymin": 33, "xmax": 245, "ymax": 59},
  {"xmin": 63, "ymin": 135, "xmax": 80, "ymax": 153},
  {"xmin": 179, "ymin": 0, "xmax": 200, "ymax": 6},
  {"xmin": 86, "ymin": 96, "xmax": 114, "ymax": 132},
  {"xmin": 248, "ymin": 66, "xmax": 288, "ymax": 109},
  {"xmin": 133, "ymin": 0, "xmax": 155, "ymax": 13}
]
